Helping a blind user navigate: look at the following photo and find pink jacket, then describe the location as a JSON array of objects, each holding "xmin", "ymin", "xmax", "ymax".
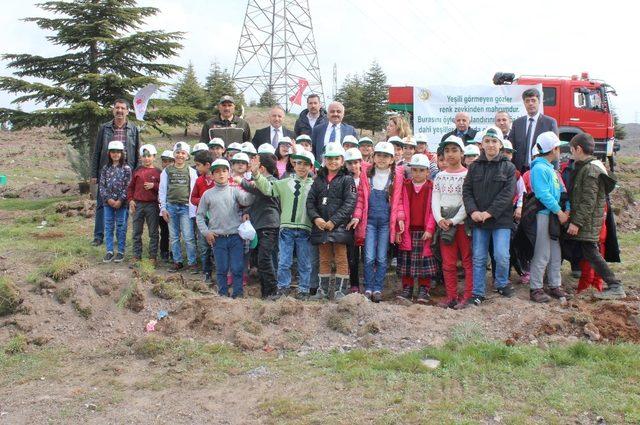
[
  {"xmin": 353, "ymin": 164, "xmax": 406, "ymax": 246},
  {"xmin": 398, "ymin": 178, "xmax": 436, "ymax": 256}
]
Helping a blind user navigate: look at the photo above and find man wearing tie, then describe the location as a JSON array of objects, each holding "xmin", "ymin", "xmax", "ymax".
[
  {"xmin": 509, "ymin": 88, "xmax": 559, "ymax": 172},
  {"xmin": 252, "ymin": 105, "xmax": 295, "ymax": 149},
  {"xmin": 311, "ymin": 101, "xmax": 358, "ymax": 161}
]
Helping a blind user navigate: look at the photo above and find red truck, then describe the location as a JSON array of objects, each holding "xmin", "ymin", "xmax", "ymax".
[{"xmin": 388, "ymin": 72, "xmax": 619, "ymax": 169}]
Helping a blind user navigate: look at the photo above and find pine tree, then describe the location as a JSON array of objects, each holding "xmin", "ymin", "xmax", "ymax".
[
  {"xmin": 259, "ymin": 89, "xmax": 277, "ymax": 107},
  {"xmin": 613, "ymin": 110, "xmax": 626, "ymax": 140},
  {"xmin": 170, "ymin": 62, "xmax": 206, "ymax": 135},
  {"xmin": 0, "ymin": 0, "xmax": 183, "ymax": 150},
  {"xmin": 361, "ymin": 61, "xmax": 388, "ymax": 135},
  {"xmin": 335, "ymin": 74, "xmax": 366, "ymax": 131},
  {"xmin": 204, "ymin": 62, "xmax": 245, "ymax": 114}
]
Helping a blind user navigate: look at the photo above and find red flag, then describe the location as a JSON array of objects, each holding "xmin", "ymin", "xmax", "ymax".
[{"xmin": 289, "ymin": 78, "xmax": 309, "ymax": 105}]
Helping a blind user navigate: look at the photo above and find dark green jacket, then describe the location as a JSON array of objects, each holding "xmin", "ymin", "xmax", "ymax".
[
  {"xmin": 199, "ymin": 114, "xmax": 251, "ymax": 144},
  {"xmin": 568, "ymin": 156, "xmax": 616, "ymax": 242}
]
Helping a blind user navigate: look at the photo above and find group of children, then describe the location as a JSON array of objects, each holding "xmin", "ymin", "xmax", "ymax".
[{"xmin": 97, "ymin": 125, "xmax": 625, "ymax": 303}]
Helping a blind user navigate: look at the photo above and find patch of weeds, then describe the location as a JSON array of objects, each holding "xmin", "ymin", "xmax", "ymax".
[
  {"xmin": 53, "ymin": 286, "xmax": 73, "ymax": 304},
  {"xmin": 326, "ymin": 310, "xmax": 351, "ymax": 335},
  {"xmin": 44, "ymin": 256, "xmax": 88, "ymax": 282},
  {"xmin": 0, "ymin": 276, "xmax": 23, "ymax": 316},
  {"xmin": 0, "ymin": 196, "xmax": 80, "ymax": 211},
  {"xmin": 259, "ymin": 397, "xmax": 319, "ymax": 420},
  {"xmin": 151, "ymin": 280, "xmax": 184, "ymax": 300},
  {"xmin": 71, "ymin": 299, "xmax": 92, "ymax": 319},
  {"xmin": 116, "ymin": 281, "xmax": 145, "ymax": 312},
  {"xmin": 134, "ymin": 259, "xmax": 159, "ymax": 283},
  {"xmin": 4, "ymin": 334, "xmax": 28, "ymax": 355},
  {"xmin": 258, "ymin": 298, "xmax": 303, "ymax": 324},
  {"xmin": 242, "ymin": 320, "xmax": 263, "ymax": 335},
  {"xmin": 133, "ymin": 336, "xmax": 170, "ymax": 359}
]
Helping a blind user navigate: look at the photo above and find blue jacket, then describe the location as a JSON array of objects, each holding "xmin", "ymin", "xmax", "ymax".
[
  {"xmin": 311, "ymin": 121, "xmax": 358, "ymax": 161},
  {"xmin": 530, "ymin": 157, "xmax": 562, "ymax": 215}
]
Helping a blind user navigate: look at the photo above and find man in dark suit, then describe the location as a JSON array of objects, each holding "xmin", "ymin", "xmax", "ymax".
[
  {"xmin": 440, "ymin": 112, "xmax": 477, "ymax": 145},
  {"xmin": 509, "ymin": 88, "xmax": 559, "ymax": 172},
  {"xmin": 311, "ymin": 101, "xmax": 358, "ymax": 161},
  {"xmin": 252, "ymin": 105, "xmax": 294, "ymax": 149},
  {"xmin": 294, "ymin": 94, "xmax": 327, "ymax": 136}
]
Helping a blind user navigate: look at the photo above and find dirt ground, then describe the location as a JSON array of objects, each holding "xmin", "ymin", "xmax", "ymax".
[{"xmin": 0, "ymin": 127, "xmax": 639, "ymax": 423}]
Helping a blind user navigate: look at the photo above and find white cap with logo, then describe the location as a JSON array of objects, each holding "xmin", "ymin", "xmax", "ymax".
[
  {"xmin": 344, "ymin": 147, "xmax": 363, "ymax": 162},
  {"xmin": 257, "ymin": 143, "xmax": 276, "ymax": 155},
  {"xmin": 139, "ymin": 144, "xmax": 157, "ymax": 156},
  {"xmin": 374, "ymin": 141, "xmax": 395, "ymax": 156},
  {"xmin": 408, "ymin": 153, "xmax": 430, "ymax": 168}
]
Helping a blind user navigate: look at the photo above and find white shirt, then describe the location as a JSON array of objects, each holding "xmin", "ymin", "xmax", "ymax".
[
  {"xmin": 525, "ymin": 112, "xmax": 540, "ymax": 165},
  {"xmin": 372, "ymin": 168, "xmax": 391, "ymax": 191},
  {"xmin": 323, "ymin": 122, "xmax": 342, "ymax": 148},
  {"xmin": 307, "ymin": 112, "xmax": 320, "ymax": 129},
  {"xmin": 270, "ymin": 126, "xmax": 281, "ymax": 148}
]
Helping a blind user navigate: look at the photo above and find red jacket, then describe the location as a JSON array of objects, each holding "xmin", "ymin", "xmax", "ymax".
[
  {"xmin": 127, "ymin": 166, "xmax": 161, "ymax": 203},
  {"xmin": 190, "ymin": 174, "xmax": 216, "ymax": 206},
  {"xmin": 398, "ymin": 178, "xmax": 436, "ymax": 256}
]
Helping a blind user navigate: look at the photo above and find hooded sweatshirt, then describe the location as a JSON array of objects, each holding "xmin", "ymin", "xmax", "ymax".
[{"xmin": 530, "ymin": 156, "xmax": 563, "ymax": 215}]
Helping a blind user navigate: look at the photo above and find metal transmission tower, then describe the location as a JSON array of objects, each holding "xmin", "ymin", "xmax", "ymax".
[{"xmin": 232, "ymin": 0, "xmax": 325, "ymax": 111}]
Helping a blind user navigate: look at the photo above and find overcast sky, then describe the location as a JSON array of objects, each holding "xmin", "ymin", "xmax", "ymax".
[{"xmin": 1, "ymin": 0, "xmax": 639, "ymax": 122}]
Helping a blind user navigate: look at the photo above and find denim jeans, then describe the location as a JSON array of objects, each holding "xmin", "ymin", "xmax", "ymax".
[
  {"xmin": 277, "ymin": 228, "xmax": 311, "ymax": 292},
  {"xmin": 93, "ymin": 187, "xmax": 104, "ymax": 242},
  {"xmin": 363, "ymin": 215, "xmax": 390, "ymax": 293},
  {"xmin": 213, "ymin": 234, "xmax": 244, "ymax": 298},
  {"xmin": 104, "ymin": 204, "xmax": 128, "ymax": 254},
  {"xmin": 166, "ymin": 203, "xmax": 197, "ymax": 266},
  {"xmin": 472, "ymin": 227, "xmax": 511, "ymax": 296}
]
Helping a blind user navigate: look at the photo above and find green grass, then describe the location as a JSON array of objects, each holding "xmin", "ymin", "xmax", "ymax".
[{"xmin": 0, "ymin": 196, "xmax": 80, "ymax": 211}]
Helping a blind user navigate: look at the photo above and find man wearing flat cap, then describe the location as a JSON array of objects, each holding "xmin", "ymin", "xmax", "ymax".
[{"xmin": 200, "ymin": 95, "xmax": 251, "ymax": 144}]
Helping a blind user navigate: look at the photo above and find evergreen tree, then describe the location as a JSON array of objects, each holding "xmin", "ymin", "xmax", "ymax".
[
  {"xmin": 0, "ymin": 0, "xmax": 183, "ymax": 150},
  {"xmin": 335, "ymin": 74, "xmax": 366, "ymax": 131},
  {"xmin": 259, "ymin": 89, "xmax": 277, "ymax": 107},
  {"xmin": 169, "ymin": 62, "xmax": 206, "ymax": 135},
  {"xmin": 204, "ymin": 62, "xmax": 245, "ymax": 115},
  {"xmin": 361, "ymin": 61, "xmax": 388, "ymax": 134},
  {"xmin": 613, "ymin": 110, "xmax": 626, "ymax": 140}
]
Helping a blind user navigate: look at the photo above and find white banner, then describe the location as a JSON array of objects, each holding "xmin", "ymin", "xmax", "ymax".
[
  {"xmin": 133, "ymin": 83, "xmax": 158, "ymax": 121},
  {"xmin": 413, "ymin": 84, "xmax": 543, "ymax": 150}
]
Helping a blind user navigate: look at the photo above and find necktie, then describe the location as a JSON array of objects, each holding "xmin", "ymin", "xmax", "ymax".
[
  {"xmin": 329, "ymin": 124, "xmax": 336, "ymax": 144},
  {"xmin": 272, "ymin": 128, "xmax": 279, "ymax": 147},
  {"xmin": 290, "ymin": 180, "xmax": 301, "ymax": 222},
  {"xmin": 525, "ymin": 117, "xmax": 534, "ymax": 164}
]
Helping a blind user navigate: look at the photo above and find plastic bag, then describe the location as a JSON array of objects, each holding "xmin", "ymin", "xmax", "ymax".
[{"xmin": 238, "ymin": 220, "xmax": 257, "ymax": 241}]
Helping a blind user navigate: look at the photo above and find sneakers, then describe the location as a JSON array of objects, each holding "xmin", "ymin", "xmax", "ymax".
[
  {"xmin": 91, "ymin": 239, "xmax": 103, "ymax": 247},
  {"xmin": 294, "ymin": 290, "xmax": 310, "ymax": 301},
  {"xmin": 168, "ymin": 262, "xmax": 184, "ymax": 273},
  {"xmin": 519, "ymin": 272, "xmax": 530, "ymax": 285},
  {"xmin": 113, "ymin": 252, "xmax": 124, "ymax": 263},
  {"xmin": 269, "ymin": 287, "xmax": 291, "ymax": 300},
  {"xmin": 530, "ymin": 289, "xmax": 550, "ymax": 303},
  {"xmin": 496, "ymin": 285, "xmax": 515, "ymax": 298},
  {"xmin": 455, "ymin": 295, "xmax": 484, "ymax": 309},
  {"xmin": 396, "ymin": 286, "xmax": 413, "ymax": 302},
  {"xmin": 438, "ymin": 298, "xmax": 458, "ymax": 309},
  {"xmin": 593, "ymin": 284, "xmax": 626, "ymax": 300},
  {"xmin": 372, "ymin": 291, "xmax": 382, "ymax": 303},
  {"xmin": 416, "ymin": 287, "xmax": 430, "ymax": 304},
  {"xmin": 546, "ymin": 286, "xmax": 572, "ymax": 300},
  {"xmin": 103, "ymin": 252, "xmax": 114, "ymax": 263},
  {"xmin": 203, "ymin": 272, "xmax": 212, "ymax": 283},
  {"xmin": 364, "ymin": 290, "xmax": 372, "ymax": 301},
  {"xmin": 310, "ymin": 277, "xmax": 330, "ymax": 301}
]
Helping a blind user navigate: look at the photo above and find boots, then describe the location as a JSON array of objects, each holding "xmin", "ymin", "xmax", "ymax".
[
  {"xmin": 310, "ymin": 276, "xmax": 331, "ymax": 300},
  {"xmin": 334, "ymin": 277, "xmax": 349, "ymax": 300}
]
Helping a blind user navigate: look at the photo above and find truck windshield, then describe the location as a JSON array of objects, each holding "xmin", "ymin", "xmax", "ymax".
[{"xmin": 574, "ymin": 88, "xmax": 606, "ymax": 111}]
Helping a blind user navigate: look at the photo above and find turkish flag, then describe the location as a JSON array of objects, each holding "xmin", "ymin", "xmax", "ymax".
[{"xmin": 289, "ymin": 78, "xmax": 309, "ymax": 105}]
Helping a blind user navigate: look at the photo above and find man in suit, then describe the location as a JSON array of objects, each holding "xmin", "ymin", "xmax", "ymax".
[
  {"xmin": 494, "ymin": 111, "xmax": 512, "ymax": 140},
  {"xmin": 294, "ymin": 94, "xmax": 327, "ymax": 136},
  {"xmin": 509, "ymin": 88, "xmax": 559, "ymax": 172},
  {"xmin": 252, "ymin": 105, "xmax": 294, "ymax": 149},
  {"xmin": 440, "ymin": 112, "xmax": 477, "ymax": 145},
  {"xmin": 311, "ymin": 101, "xmax": 358, "ymax": 161}
]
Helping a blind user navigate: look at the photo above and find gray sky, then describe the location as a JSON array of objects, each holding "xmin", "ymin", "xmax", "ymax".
[{"xmin": 1, "ymin": 0, "xmax": 638, "ymax": 122}]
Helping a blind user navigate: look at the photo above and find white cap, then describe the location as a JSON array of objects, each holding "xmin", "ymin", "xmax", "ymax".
[
  {"xmin": 415, "ymin": 133, "xmax": 428, "ymax": 144},
  {"xmin": 402, "ymin": 137, "xmax": 417, "ymax": 147},
  {"xmin": 535, "ymin": 131, "xmax": 565, "ymax": 155},
  {"xmin": 358, "ymin": 136, "xmax": 374, "ymax": 145},
  {"xmin": 240, "ymin": 142, "xmax": 257, "ymax": 155},
  {"xmin": 139, "ymin": 144, "xmax": 157, "ymax": 156},
  {"xmin": 257, "ymin": 143, "xmax": 276, "ymax": 155},
  {"xmin": 441, "ymin": 135, "xmax": 465, "ymax": 151},
  {"xmin": 296, "ymin": 134, "xmax": 312, "ymax": 143},
  {"xmin": 408, "ymin": 153, "xmax": 430, "ymax": 168},
  {"xmin": 342, "ymin": 135, "xmax": 359, "ymax": 146},
  {"xmin": 226, "ymin": 142, "xmax": 242, "ymax": 152},
  {"xmin": 231, "ymin": 152, "xmax": 250, "ymax": 163},
  {"xmin": 324, "ymin": 142, "xmax": 345, "ymax": 158},
  {"xmin": 173, "ymin": 141, "xmax": 191, "ymax": 155},
  {"xmin": 471, "ymin": 130, "xmax": 485, "ymax": 144},
  {"xmin": 160, "ymin": 150, "xmax": 174, "ymax": 159},
  {"xmin": 192, "ymin": 142, "xmax": 209, "ymax": 153},
  {"xmin": 210, "ymin": 158, "xmax": 230, "ymax": 171},
  {"xmin": 278, "ymin": 136, "xmax": 293, "ymax": 146},
  {"xmin": 464, "ymin": 144, "xmax": 481, "ymax": 157},
  {"xmin": 108, "ymin": 140, "xmax": 124, "ymax": 151},
  {"xmin": 290, "ymin": 145, "xmax": 315, "ymax": 164},
  {"xmin": 344, "ymin": 147, "xmax": 363, "ymax": 162},
  {"xmin": 387, "ymin": 136, "xmax": 403, "ymax": 146},
  {"xmin": 374, "ymin": 141, "xmax": 395, "ymax": 156},
  {"xmin": 482, "ymin": 126, "xmax": 504, "ymax": 143},
  {"xmin": 208, "ymin": 137, "xmax": 225, "ymax": 148},
  {"xmin": 502, "ymin": 140, "xmax": 515, "ymax": 152}
]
